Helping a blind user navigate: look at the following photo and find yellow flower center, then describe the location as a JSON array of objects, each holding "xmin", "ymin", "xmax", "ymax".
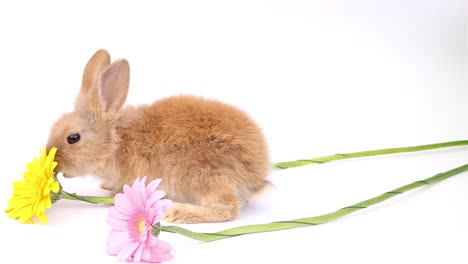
[{"xmin": 137, "ymin": 218, "xmax": 146, "ymax": 234}]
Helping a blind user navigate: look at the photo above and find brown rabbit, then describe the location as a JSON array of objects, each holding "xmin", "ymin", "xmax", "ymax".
[{"xmin": 46, "ymin": 49, "xmax": 271, "ymax": 224}]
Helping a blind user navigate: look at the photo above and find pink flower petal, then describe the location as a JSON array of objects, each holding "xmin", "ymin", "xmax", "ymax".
[
  {"xmin": 152, "ymin": 200, "xmax": 173, "ymax": 223},
  {"xmin": 150, "ymin": 239, "xmax": 173, "ymax": 262},
  {"xmin": 133, "ymin": 243, "xmax": 145, "ymax": 263},
  {"xmin": 147, "ymin": 234, "xmax": 157, "ymax": 245},
  {"xmin": 142, "ymin": 236, "xmax": 159, "ymax": 262},
  {"xmin": 123, "ymin": 184, "xmax": 132, "ymax": 195},
  {"xmin": 149, "ymin": 190, "xmax": 166, "ymax": 202},
  {"xmin": 114, "ymin": 193, "xmax": 134, "ymax": 215},
  {"xmin": 108, "ymin": 206, "xmax": 131, "ymax": 221},
  {"xmin": 149, "ymin": 198, "xmax": 172, "ymax": 213},
  {"xmin": 139, "ymin": 176, "xmax": 148, "ymax": 185},
  {"xmin": 107, "ymin": 215, "xmax": 130, "ymax": 231},
  {"xmin": 161, "ymin": 199, "xmax": 173, "ymax": 212},
  {"xmin": 154, "ymin": 239, "xmax": 173, "ymax": 253},
  {"xmin": 117, "ymin": 242, "xmax": 140, "ymax": 261},
  {"xmin": 147, "ymin": 208, "xmax": 157, "ymax": 225},
  {"xmin": 141, "ymin": 243, "xmax": 153, "ymax": 262},
  {"xmin": 107, "ymin": 230, "xmax": 133, "ymax": 255},
  {"xmin": 146, "ymin": 179, "xmax": 162, "ymax": 196},
  {"xmin": 125, "ymin": 180, "xmax": 146, "ymax": 211},
  {"xmin": 145, "ymin": 196, "xmax": 163, "ymax": 214},
  {"xmin": 152, "ymin": 213, "xmax": 165, "ymax": 226}
]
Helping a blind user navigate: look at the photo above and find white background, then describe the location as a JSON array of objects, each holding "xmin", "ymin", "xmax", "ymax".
[{"xmin": 0, "ymin": 0, "xmax": 467, "ymax": 263}]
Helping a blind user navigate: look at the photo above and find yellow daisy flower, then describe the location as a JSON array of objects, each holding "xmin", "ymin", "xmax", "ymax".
[{"xmin": 5, "ymin": 147, "xmax": 60, "ymax": 224}]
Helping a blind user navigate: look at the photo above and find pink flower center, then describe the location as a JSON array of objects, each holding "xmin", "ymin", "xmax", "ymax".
[{"xmin": 130, "ymin": 212, "xmax": 148, "ymax": 239}]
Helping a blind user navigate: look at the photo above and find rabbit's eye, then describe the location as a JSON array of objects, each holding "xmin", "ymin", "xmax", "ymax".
[{"xmin": 67, "ymin": 133, "xmax": 81, "ymax": 144}]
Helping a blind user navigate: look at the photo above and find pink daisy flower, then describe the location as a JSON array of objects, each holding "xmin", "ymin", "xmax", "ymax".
[{"xmin": 107, "ymin": 177, "xmax": 173, "ymax": 263}]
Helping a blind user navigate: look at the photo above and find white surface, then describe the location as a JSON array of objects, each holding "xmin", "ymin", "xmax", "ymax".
[{"xmin": 0, "ymin": 0, "xmax": 467, "ymax": 263}]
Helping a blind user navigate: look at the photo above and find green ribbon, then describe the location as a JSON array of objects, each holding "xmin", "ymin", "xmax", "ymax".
[
  {"xmin": 274, "ymin": 140, "xmax": 468, "ymax": 169},
  {"xmin": 160, "ymin": 163, "xmax": 468, "ymax": 242},
  {"xmin": 61, "ymin": 191, "xmax": 114, "ymax": 204}
]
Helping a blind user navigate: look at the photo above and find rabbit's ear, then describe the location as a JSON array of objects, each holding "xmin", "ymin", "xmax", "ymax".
[
  {"xmin": 98, "ymin": 59, "xmax": 129, "ymax": 113},
  {"xmin": 76, "ymin": 49, "xmax": 111, "ymax": 116},
  {"xmin": 81, "ymin": 49, "xmax": 110, "ymax": 94}
]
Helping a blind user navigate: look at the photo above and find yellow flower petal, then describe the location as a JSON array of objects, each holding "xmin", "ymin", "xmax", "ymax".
[
  {"xmin": 37, "ymin": 213, "xmax": 48, "ymax": 224},
  {"xmin": 45, "ymin": 197, "xmax": 52, "ymax": 208},
  {"xmin": 50, "ymin": 181, "xmax": 60, "ymax": 193},
  {"xmin": 5, "ymin": 147, "xmax": 60, "ymax": 224}
]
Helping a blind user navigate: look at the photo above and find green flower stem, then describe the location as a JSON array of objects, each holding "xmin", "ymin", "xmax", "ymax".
[
  {"xmin": 274, "ymin": 140, "xmax": 468, "ymax": 169},
  {"xmin": 160, "ymin": 163, "xmax": 468, "ymax": 242},
  {"xmin": 62, "ymin": 191, "xmax": 114, "ymax": 204}
]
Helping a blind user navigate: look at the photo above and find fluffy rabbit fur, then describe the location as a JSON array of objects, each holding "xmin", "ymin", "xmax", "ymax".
[{"xmin": 47, "ymin": 49, "xmax": 271, "ymax": 224}]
